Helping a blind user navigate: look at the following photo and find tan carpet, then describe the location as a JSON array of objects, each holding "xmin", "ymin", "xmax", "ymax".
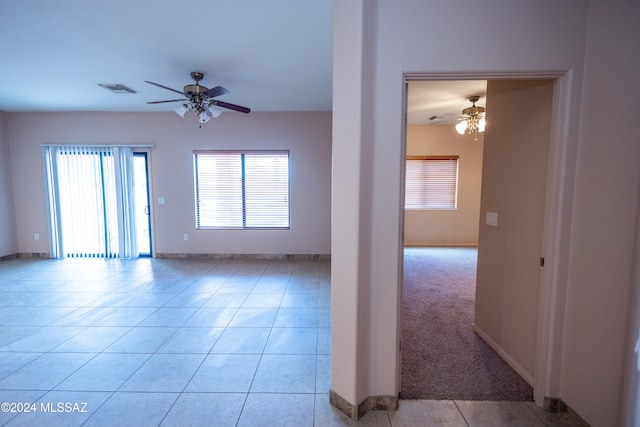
[{"xmin": 400, "ymin": 247, "xmax": 533, "ymax": 400}]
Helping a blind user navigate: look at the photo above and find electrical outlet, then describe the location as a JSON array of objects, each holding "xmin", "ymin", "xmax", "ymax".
[
  {"xmin": 183, "ymin": 234, "xmax": 189, "ymax": 241},
  {"xmin": 158, "ymin": 197, "xmax": 165, "ymax": 205},
  {"xmin": 34, "ymin": 233, "xmax": 40, "ymax": 241}
]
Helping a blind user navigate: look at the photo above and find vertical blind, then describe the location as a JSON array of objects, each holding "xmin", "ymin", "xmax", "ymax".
[
  {"xmin": 42, "ymin": 145, "xmax": 139, "ymax": 258},
  {"xmin": 405, "ymin": 156, "xmax": 459, "ymax": 209},
  {"xmin": 193, "ymin": 150, "xmax": 290, "ymax": 228},
  {"xmin": 56, "ymin": 147, "xmax": 117, "ymax": 257}
]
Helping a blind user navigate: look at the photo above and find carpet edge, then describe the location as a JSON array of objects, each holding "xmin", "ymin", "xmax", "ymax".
[{"xmin": 473, "ymin": 324, "xmax": 535, "ymax": 385}]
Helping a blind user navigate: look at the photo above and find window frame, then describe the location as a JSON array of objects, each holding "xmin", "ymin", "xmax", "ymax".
[
  {"xmin": 193, "ymin": 149, "xmax": 291, "ymax": 230},
  {"xmin": 404, "ymin": 155, "xmax": 459, "ymax": 210}
]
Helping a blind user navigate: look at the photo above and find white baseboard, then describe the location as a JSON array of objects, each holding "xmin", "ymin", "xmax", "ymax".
[{"xmin": 473, "ymin": 324, "xmax": 535, "ymax": 386}]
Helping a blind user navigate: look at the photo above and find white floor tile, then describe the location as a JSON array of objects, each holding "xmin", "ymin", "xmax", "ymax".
[
  {"xmin": 185, "ymin": 354, "xmax": 260, "ymax": 392},
  {"xmin": 454, "ymin": 400, "xmax": 547, "ymax": 427},
  {"xmin": 82, "ymin": 392, "xmax": 178, "ymax": 427},
  {"xmin": 250, "ymin": 354, "xmax": 316, "ymax": 393},
  {"xmin": 160, "ymin": 392, "xmax": 246, "ymax": 427},
  {"xmin": 55, "ymin": 353, "xmax": 150, "ymax": 391},
  {"xmin": 389, "ymin": 400, "xmax": 467, "ymax": 427},
  {"xmin": 238, "ymin": 393, "xmax": 315, "ymax": 427},
  {"xmin": 264, "ymin": 327, "xmax": 318, "ymax": 354},
  {"xmin": 119, "ymin": 353, "xmax": 205, "ymax": 392},
  {"xmin": 210, "ymin": 327, "xmax": 270, "ymax": 354}
]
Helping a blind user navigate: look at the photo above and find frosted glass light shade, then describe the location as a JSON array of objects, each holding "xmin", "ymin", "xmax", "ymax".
[
  {"xmin": 211, "ymin": 106, "xmax": 222, "ymax": 118},
  {"xmin": 199, "ymin": 112, "xmax": 211, "ymax": 123},
  {"xmin": 455, "ymin": 120, "xmax": 468, "ymax": 135},
  {"xmin": 174, "ymin": 105, "xmax": 189, "ymax": 117}
]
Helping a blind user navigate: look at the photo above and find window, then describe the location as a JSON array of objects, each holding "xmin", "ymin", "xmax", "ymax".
[
  {"xmin": 405, "ymin": 156, "xmax": 458, "ymax": 209},
  {"xmin": 193, "ymin": 150, "xmax": 290, "ymax": 229}
]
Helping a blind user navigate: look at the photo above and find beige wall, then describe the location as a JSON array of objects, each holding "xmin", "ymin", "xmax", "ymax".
[
  {"xmin": 0, "ymin": 112, "xmax": 18, "ymax": 257},
  {"xmin": 404, "ymin": 125, "xmax": 483, "ymax": 246},
  {"xmin": 332, "ymin": 1, "xmax": 640, "ymax": 425},
  {"xmin": 6, "ymin": 111, "xmax": 332, "ymax": 256},
  {"xmin": 561, "ymin": 1, "xmax": 640, "ymax": 426},
  {"xmin": 474, "ymin": 79, "xmax": 554, "ymax": 382}
]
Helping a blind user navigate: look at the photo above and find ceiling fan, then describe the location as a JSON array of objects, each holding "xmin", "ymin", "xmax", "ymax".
[{"xmin": 145, "ymin": 72, "xmax": 250, "ymax": 124}]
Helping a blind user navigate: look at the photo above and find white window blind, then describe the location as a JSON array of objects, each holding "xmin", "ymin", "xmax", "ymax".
[
  {"xmin": 405, "ymin": 156, "xmax": 458, "ymax": 210},
  {"xmin": 194, "ymin": 150, "xmax": 290, "ymax": 229}
]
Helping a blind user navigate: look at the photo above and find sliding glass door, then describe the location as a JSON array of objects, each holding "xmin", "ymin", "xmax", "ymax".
[
  {"xmin": 134, "ymin": 153, "xmax": 152, "ymax": 256},
  {"xmin": 43, "ymin": 145, "xmax": 150, "ymax": 259}
]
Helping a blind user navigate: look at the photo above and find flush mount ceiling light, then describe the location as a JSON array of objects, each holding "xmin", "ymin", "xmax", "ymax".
[
  {"xmin": 145, "ymin": 72, "xmax": 250, "ymax": 126},
  {"xmin": 455, "ymin": 96, "xmax": 486, "ymax": 140}
]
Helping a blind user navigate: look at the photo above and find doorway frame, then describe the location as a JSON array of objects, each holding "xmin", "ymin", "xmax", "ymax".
[{"xmin": 398, "ymin": 70, "xmax": 575, "ymax": 406}]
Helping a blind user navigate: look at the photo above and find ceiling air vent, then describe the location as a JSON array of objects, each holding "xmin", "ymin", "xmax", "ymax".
[{"xmin": 98, "ymin": 83, "xmax": 138, "ymax": 94}]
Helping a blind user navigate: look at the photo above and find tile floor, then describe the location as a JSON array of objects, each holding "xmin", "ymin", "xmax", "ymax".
[{"xmin": 0, "ymin": 257, "xmax": 575, "ymax": 426}]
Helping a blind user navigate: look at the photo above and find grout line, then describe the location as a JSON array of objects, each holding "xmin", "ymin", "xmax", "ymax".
[
  {"xmin": 521, "ymin": 400, "xmax": 559, "ymax": 427},
  {"xmin": 453, "ymin": 400, "xmax": 472, "ymax": 427}
]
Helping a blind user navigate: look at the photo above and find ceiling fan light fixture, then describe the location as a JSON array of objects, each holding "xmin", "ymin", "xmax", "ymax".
[
  {"xmin": 145, "ymin": 72, "xmax": 250, "ymax": 126},
  {"xmin": 456, "ymin": 96, "xmax": 486, "ymax": 140}
]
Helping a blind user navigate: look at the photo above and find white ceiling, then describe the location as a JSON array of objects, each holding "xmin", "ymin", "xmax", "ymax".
[
  {"xmin": 407, "ymin": 80, "xmax": 487, "ymax": 126},
  {"xmin": 0, "ymin": 0, "xmax": 333, "ymax": 113},
  {"xmin": 0, "ymin": 1, "xmax": 486, "ymax": 123}
]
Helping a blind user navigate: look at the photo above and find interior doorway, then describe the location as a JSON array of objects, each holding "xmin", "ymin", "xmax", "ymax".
[{"xmin": 400, "ymin": 78, "xmax": 555, "ymax": 400}]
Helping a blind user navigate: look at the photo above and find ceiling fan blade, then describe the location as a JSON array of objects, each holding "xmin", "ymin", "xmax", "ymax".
[
  {"xmin": 144, "ymin": 81, "xmax": 185, "ymax": 95},
  {"xmin": 147, "ymin": 99, "xmax": 187, "ymax": 104},
  {"xmin": 214, "ymin": 100, "xmax": 251, "ymax": 114},
  {"xmin": 205, "ymin": 86, "xmax": 230, "ymax": 98}
]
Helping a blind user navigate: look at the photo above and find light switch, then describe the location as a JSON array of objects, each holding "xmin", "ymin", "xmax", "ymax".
[
  {"xmin": 485, "ymin": 211, "xmax": 498, "ymax": 227},
  {"xmin": 158, "ymin": 197, "xmax": 165, "ymax": 205}
]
